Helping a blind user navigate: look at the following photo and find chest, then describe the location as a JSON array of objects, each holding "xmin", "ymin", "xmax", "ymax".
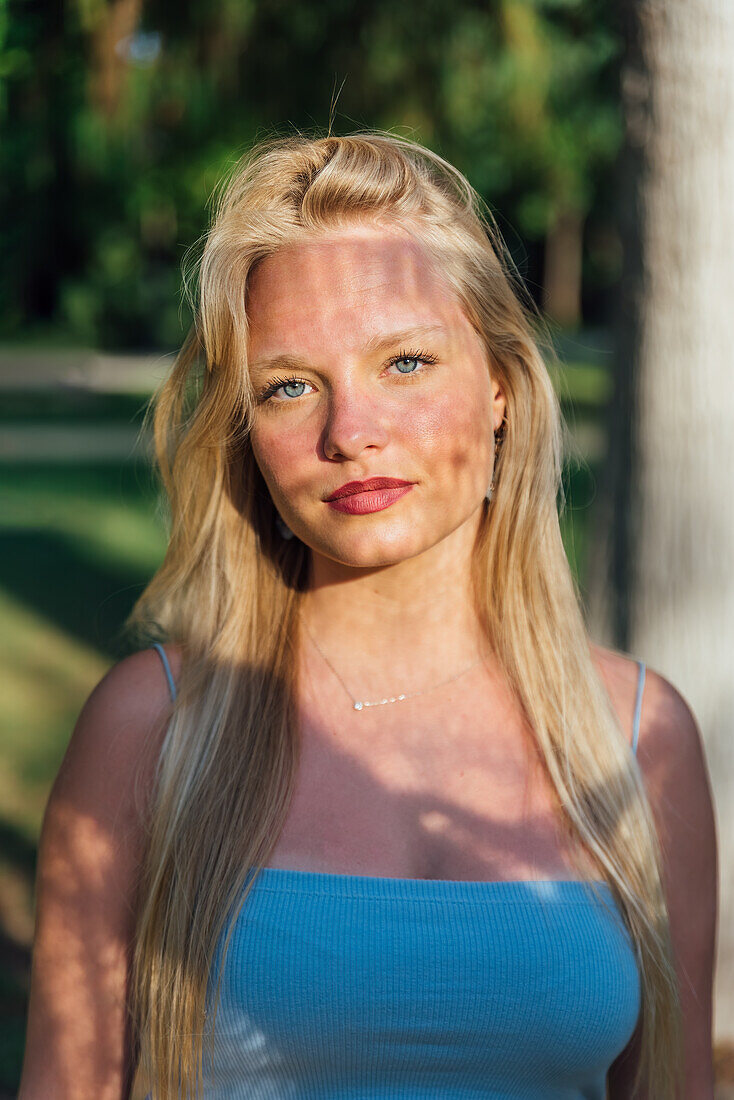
[{"xmin": 264, "ymin": 664, "xmax": 595, "ymax": 882}]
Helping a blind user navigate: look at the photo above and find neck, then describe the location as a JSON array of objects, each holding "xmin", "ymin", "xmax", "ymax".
[{"xmin": 299, "ymin": 520, "xmax": 492, "ymax": 688}]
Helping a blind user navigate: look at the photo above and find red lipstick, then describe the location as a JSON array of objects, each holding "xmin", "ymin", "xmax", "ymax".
[{"xmin": 325, "ymin": 477, "xmax": 414, "ymax": 515}]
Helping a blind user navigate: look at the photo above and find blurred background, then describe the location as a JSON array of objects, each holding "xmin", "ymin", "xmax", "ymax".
[{"xmin": 1, "ymin": 1, "xmax": 733, "ymax": 1095}]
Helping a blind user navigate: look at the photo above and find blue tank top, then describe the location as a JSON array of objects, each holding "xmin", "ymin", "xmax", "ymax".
[{"xmin": 147, "ymin": 643, "xmax": 645, "ymax": 1099}]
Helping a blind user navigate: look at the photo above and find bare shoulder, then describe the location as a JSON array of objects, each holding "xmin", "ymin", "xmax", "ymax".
[
  {"xmin": 631, "ymin": 663, "xmax": 718, "ymax": 918},
  {"xmin": 50, "ymin": 643, "xmax": 183, "ymax": 812},
  {"xmin": 597, "ymin": 648, "xmax": 719, "ymax": 1097},
  {"xmin": 626, "ymin": 658, "xmax": 714, "ymax": 826},
  {"xmin": 589, "ymin": 641, "xmax": 639, "ymax": 687},
  {"xmin": 35, "ymin": 643, "xmax": 184, "ymax": 926},
  {"xmin": 589, "ymin": 642, "xmax": 645, "ymax": 748},
  {"xmin": 17, "ymin": 644, "xmax": 183, "ymax": 1099},
  {"xmin": 590, "ymin": 642, "xmax": 716, "ymax": 865}
]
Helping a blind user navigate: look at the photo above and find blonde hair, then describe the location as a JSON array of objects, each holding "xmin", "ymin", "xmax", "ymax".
[{"xmin": 125, "ymin": 129, "xmax": 683, "ymax": 1099}]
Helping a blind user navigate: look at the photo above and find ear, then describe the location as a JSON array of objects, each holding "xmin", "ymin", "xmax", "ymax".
[{"xmin": 491, "ymin": 379, "xmax": 507, "ymax": 433}]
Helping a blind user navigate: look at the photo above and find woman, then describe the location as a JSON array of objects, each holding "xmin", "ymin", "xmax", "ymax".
[{"xmin": 18, "ymin": 131, "xmax": 717, "ymax": 1099}]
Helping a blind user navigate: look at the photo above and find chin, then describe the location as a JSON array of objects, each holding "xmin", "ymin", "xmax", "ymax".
[{"xmin": 316, "ymin": 527, "xmax": 439, "ymax": 569}]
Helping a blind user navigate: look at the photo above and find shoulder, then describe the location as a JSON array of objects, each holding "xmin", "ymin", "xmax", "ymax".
[
  {"xmin": 590, "ymin": 643, "xmax": 715, "ymax": 854},
  {"xmin": 37, "ymin": 645, "xmax": 185, "ymax": 941},
  {"xmin": 630, "ymin": 662, "xmax": 717, "ymax": 908},
  {"xmin": 589, "ymin": 643, "xmax": 646, "ymax": 750},
  {"xmin": 68, "ymin": 643, "xmax": 182, "ymax": 749},
  {"xmin": 640, "ymin": 670, "xmax": 718, "ymax": 1091},
  {"xmin": 48, "ymin": 644, "xmax": 184, "ymax": 827},
  {"xmin": 20, "ymin": 646, "xmax": 185, "ymax": 1097},
  {"xmin": 590, "ymin": 644, "xmax": 717, "ymax": 916},
  {"xmin": 622, "ymin": 656, "xmax": 712, "ymax": 829},
  {"xmin": 596, "ymin": 652, "xmax": 718, "ymax": 1093}
]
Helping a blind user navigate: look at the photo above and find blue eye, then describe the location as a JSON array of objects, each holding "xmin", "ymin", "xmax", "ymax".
[
  {"xmin": 257, "ymin": 347, "xmax": 438, "ymax": 405},
  {"xmin": 278, "ymin": 380, "xmax": 307, "ymax": 399},
  {"xmin": 391, "ymin": 356, "xmax": 421, "ymax": 374},
  {"xmin": 386, "ymin": 348, "xmax": 439, "ymax": 376},
  {"xmin": 258, "ymin": 375, "xmax": 313, "ymax": 403}
]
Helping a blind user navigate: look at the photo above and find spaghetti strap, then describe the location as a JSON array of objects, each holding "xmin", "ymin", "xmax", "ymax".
[
  {"xmin": 631, "ymin": 660, "xmax": 645, "ymax": 757},
  {"xmin": 151, "ymin": 642, "xmax": 177, "ymax": 703}
]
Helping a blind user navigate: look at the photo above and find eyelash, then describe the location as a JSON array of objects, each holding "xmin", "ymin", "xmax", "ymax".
[{"xmin": 257, "ymin": 348, "xmax": 439, "ymax": 404}]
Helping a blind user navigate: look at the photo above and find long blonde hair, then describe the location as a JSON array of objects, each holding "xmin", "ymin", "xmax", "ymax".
[{"xmin": 125, "ymin": 129, "xmax": 683, "ymax": 1099}]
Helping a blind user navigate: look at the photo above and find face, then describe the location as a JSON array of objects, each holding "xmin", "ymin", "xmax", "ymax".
[{"xmin": 246, "ymin": 223, "xmax": 506, "ymax": 570}]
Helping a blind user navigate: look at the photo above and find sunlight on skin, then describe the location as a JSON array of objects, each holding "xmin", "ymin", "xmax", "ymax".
[
  {"xmin": 27, "ymin": 805, "xmax": 131, "ymax": 1094},
  {"xmin": 246, "ymin": 224, "xmax": 507, "ymax": 679}
]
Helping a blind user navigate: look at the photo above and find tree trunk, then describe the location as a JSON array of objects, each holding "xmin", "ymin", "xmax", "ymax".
[{"xmin": 588, "ymin": 0, "xmax": 734, "ymax": 1042}]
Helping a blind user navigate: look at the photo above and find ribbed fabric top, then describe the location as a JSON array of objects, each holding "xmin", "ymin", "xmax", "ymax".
[{"xmin": 145, "ymin": 645, "xmax": 645, "ymax": 1098}]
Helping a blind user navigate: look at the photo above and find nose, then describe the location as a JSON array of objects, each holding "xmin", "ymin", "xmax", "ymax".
[{"xmin": 321, "ymin": 383, "xmax": 390, "ymax": 461}]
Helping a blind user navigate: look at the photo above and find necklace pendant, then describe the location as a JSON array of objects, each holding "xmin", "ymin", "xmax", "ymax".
[{"xmin": 353, "ymin": 692, "xmax": 409, "ymax": 711}]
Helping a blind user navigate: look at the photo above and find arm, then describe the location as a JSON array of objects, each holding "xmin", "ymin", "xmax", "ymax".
[
  {"xmin": 607, "ymin": 668, "xmax": 718, "ymax": 1099},
  {"xmin": 16, "ymin": 647, "xmax": 179, "ymax": 1100}
]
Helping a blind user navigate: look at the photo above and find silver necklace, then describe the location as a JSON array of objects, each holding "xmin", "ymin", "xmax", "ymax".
[{"xmin": 301, "ymin": 618, "xmax": 484, "ymax": 711}]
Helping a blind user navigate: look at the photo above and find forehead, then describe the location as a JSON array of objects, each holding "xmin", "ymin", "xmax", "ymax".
[{"xmin": 245, "ymin": 225, "xmax": 470, "ymax": 359}]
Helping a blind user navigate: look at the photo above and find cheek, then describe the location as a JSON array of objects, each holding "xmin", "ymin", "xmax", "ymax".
[
  {"xmin": 250, "ymin": 425, "xmax": 308, "ymax": 499},
  {"xmin": 409, "ymin": 389, "xmax": 492, "ymax": 485}
]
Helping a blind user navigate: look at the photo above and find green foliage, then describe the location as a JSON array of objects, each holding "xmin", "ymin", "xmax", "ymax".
[{"xmin": 0, "ymin": 0, "xmax": 624, "ymax": 349}]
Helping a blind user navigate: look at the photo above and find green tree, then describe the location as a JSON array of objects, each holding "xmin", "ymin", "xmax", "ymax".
[{"xmin": 0, "ymin": 0, "xmax": 625, "ymax": 348}]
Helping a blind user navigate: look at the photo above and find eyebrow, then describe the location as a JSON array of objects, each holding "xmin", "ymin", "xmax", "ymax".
[{"xmin": 248, "ymin": 323, "xmax": 451, "ymax": 377}]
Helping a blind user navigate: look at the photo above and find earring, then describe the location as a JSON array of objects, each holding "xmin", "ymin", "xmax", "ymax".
[
  {"xmin": 486, "ymin": 414, "xmax": 508, "ymax": 502},
  {"xmin": 275, "ymin": 514, "xmax": 295, "ymax": 540}
]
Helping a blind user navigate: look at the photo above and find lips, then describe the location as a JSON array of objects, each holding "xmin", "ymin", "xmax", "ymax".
[{"xmin": 326, "ymin": 477, "xmax": 413, "ymax": 501}]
